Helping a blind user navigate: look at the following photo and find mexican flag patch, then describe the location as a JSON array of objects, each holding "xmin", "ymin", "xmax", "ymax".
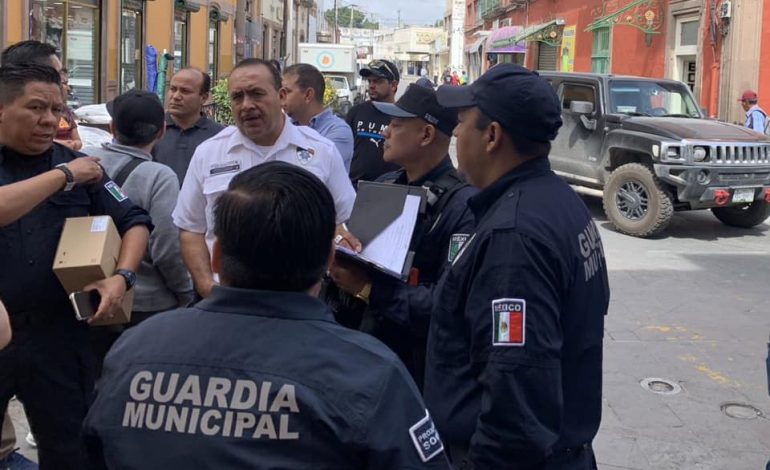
[
  {"xmin": 104, "ymin": 181, "xmax": 128, "ymax": 202},
  {"xmin": 492, "ymin": 298, "xmax": 525, "ymax": 346},
  {"xmin": 447, "ymin": 233, "xmax": 469, "ymax": 263}
]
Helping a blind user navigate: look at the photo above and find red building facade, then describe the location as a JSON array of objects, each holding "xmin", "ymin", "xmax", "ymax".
[{"xmin": 465, "ymin": 0, "xmax": 770, "ymax": 123}]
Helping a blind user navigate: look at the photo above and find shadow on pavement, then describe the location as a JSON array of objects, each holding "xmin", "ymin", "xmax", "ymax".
[{"xmin": 578, "ymin": 194, "xmax": 769, "ymax": 242}]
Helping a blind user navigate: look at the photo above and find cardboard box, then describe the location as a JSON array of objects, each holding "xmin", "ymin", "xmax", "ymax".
[{"xmin": 53, "ymin": 216, "xmax": 133, "ymax": 325}]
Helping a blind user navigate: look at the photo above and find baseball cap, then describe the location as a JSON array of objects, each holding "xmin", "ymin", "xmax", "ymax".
[
  {"xmin": 360, "ymin": 59, "xmax": 400, "ymax": 82},
  {"xmin": 436, "ymin": 64, "xmax": 562, "ymax": 142},
  {"xmin": 373, "ymin": 83, "xmax": 457, "ymax": 137},
  {"xmin": 106, "ymin": 89, "xmax": 165, "ymax": 139},
  {"xmin": 738, "ymin": 90, "xmax": 758, "ymax": 102},
  {"xmin": 414, "ymin": 77, "xmax": 435, "ymax": 89}
]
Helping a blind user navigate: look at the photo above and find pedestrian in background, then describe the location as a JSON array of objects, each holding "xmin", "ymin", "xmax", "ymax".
[
  {"xmin": 153, "ymin": 67, "xmax": 224, "ymax": 185},
  {"xmin": 84, "ymin": 89, "xmax": 194, "ymax": 376},
  {"xmin": 282, "ymin": 63, "xmax": 354, "ymax": 172},
  {"xmin": 426, "ymin": 64, "xmax": 610, "ymax": 468},
  {"xmin": 54, "ymin": 68, "xmax": 82, "ymax": 151},
  {"xmin": 739, "ymin": 90, "xmax": 768, "ymax": 134},
  {"xmin": 83, "ymin": 162, "xmax": 450, "ymax": 470},
  {"xmin": 346, "ymin": 59, "xmax": 401, "ymax": 186}
]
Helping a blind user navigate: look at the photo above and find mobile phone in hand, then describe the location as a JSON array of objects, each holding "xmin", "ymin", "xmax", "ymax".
[{"xmin": 69, "ymin": 290, "xmax": 101, "ymax": 321}]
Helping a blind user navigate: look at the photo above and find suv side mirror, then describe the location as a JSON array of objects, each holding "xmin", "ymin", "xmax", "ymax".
[{"xmin": 570, "ymin": 100, "xmax": 597, "ymax": 131}]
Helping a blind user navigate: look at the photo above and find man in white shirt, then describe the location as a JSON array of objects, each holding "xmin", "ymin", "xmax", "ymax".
[{"xmin": 173, "ymin": 59, "xmax": 356, "ymax": 298}]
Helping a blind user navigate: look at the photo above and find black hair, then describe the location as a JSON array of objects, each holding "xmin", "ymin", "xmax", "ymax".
[
  {"xmin": 0, "ymin": 64, "xmax": 61, "ymax": 104},
  {"xmin": 283, "ymin": 63, "xmax": 325, "ymax": 104},
  {"xmin": 1, "ymin": 40, "xmax": 58, "ymax": 67},
  {"xmin": 214, "ymin": 161, "xmax": 336, "ymax": 292},
  {"xmin": 268, "ymin": 59, "xmax": 282, "ymax": 74},
  {"xmin": 232, "ymin": 58, "xmax": 282, "ymax": 91},
  {"xmin": 475, "ymin": 111, "xmax": 551, "ymax": 159},
  {"xmin": 115, "ymin": 124, "xmax": 162, "ymax": 147},
  {"xmin": 177, "ymin": 67, "xmax": 212, "ymax": 94}
]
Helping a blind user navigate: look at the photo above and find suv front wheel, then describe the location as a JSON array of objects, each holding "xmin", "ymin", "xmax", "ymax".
[
  {"xmin": 603, "ymin": 163, "xmax": 674, "ymax": 237},
  {"xmin": 711, "ymin": 201, "xmax": 770, "ymax": 228}
]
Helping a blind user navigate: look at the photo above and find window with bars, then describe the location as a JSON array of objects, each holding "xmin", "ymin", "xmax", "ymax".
[{"xmin": 591, "ymin": 27, "xmax": 611, "ymax": 74}]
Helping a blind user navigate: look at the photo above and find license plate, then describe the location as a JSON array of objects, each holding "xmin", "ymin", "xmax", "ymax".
[{"xmin": 732, "ymin": 188, "xmax": 756, "ymax": 203}]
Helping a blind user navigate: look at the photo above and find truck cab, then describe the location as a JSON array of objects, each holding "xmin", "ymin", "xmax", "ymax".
[{"xmin": 541, "ymin": 72, "xmax": 770, "ymax": 237}]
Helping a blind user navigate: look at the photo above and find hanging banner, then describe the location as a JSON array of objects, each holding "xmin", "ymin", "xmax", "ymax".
[{"xmin": 560, "ymin": 25, "xmax": 576, "ymax": 72}]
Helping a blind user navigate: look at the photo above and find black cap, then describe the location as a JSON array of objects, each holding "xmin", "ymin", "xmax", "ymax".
[
  {"xmin": 436, "ymin": 64, "xmax": 562, "ymax": 142},
  {"xmin": 360, "ymin": 59, "xmax": 399, "ymax": 82},
  {"xmin": 373, "ymin": 84, "xmax": 458, "ymax": 137},
  {"xmin": 106, "ymin": 89, "xmax": 165, "ymax": 139},
  {"xmin": 414, "ymin": 77, "xmax": 435, "ymax": 89}
]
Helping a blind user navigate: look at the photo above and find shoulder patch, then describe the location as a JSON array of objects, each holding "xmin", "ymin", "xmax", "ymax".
[
  {"xmin": 447, "ymin": 233, "xmax": 470, "ymax": 263},
  {"xmin": 492, "ymin": 298, "xmax": 525, "ymax": 346},
  {"xmin": 451, "ymin": 233, "xmax": 476, "ymax": 267},
  {"xmin": 296, "ymin": 147, "xmax": 315, "ymax": 165},
  {"xmin": 409, "ymin": 410, "xmax": 444, "ymax": 463},
  {"xmin": 104, "ymin": 181, "xmax": 128, "ymax": 202}
]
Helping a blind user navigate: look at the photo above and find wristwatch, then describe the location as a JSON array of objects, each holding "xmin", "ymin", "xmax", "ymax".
[
  {"xmin": 55, "ymin": 163, "xmax": 76, "ymax": 192},
  {"xmin": 354, "ymin": 282, "xmax": 372, "ymax": 304},
  {"xmin": 114, "ymin": 269, "xmax": 137, "ymax": 291}
]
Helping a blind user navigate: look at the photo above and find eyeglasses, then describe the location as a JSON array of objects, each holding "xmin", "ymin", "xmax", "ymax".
[{"xmin": 367, "ymin": 60, "xmax": 397, "ymax": 80}]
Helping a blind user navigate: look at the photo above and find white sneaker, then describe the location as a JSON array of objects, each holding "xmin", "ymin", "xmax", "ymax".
[{"xmin": 25, "ymin": 432, "xmax": 36, "ymax": 448}]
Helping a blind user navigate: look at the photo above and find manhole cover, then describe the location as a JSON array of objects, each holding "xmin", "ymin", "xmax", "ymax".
[
  {"xmin": 640, "ymin": 377, "xmax": 682, "ymax": 395},
  {"xmin": 720, "ymin": 402, "xmax": 763, "ymax": 420}
]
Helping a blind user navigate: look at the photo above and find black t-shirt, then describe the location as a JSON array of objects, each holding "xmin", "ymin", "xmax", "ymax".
[{"xmin": 345, "ymin": 101, "xmax": 399, "ymax": 187}]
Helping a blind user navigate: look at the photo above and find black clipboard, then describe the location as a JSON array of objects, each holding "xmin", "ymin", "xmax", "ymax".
[{"xmin": 337, "ymin": 181, "xmax": 427, "ymax": 281}]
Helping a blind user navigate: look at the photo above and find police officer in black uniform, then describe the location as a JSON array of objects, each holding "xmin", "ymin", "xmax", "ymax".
[
  {"xmin": 83, "ymin": 162, "xmax": 450, "ymax": 469},
  {"xmin": 330, "ymin": 83, "xmax": 475, "ymax": 389},
  {"xmin": 425, "ymin": 64, "xmax": 610, "ymax": 469},
  {"xmin": 0, "ymin": 63, "xmax": 152, "ymax": 469}
]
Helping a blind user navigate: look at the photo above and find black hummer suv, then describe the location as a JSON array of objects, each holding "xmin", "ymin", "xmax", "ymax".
[{"xmin": 542, "ymin": 72, "xmax": 770, "ymax": 237}]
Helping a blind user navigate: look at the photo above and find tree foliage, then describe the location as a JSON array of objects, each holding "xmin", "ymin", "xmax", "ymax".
[{"xmin": 324, "ymin": 6, "xmax": 379, "ymax": 29}]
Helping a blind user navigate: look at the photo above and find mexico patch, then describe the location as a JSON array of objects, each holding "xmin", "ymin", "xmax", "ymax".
[
  {"xmin": 492, "ymin": 298, "xmax": 525, "ymax": 346},
  {"xmin": 447, "ymin": 233, "xmax": 469, "ymax": 263},
  {"xmin": 104, "ymin": 181, "xmax": 128, "ymax": 202},
  {"xmin": 408, "ymin": 411, "xmax": 444, "ymax": 462}
]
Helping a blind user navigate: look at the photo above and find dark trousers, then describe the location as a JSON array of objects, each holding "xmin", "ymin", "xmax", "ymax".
[{"xmin": 0, "ymin": 314, "xmax": 95, "ymax": 469}]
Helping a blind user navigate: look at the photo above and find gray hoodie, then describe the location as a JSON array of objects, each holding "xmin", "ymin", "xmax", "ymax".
[{"xmin": 83, "ymin": 143, "xmax": 194, "ymax": 312}]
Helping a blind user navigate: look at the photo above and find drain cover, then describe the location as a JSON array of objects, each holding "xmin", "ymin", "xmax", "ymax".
[
  {"xmin": 640, "ymin": 377, "xmax": 682, "ymax": 395},
  {"xmin": 720, "ymin": 402, "xmax": 763, "ymax": 420}
]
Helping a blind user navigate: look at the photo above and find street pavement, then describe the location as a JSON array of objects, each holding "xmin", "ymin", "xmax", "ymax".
[{"xmin": 7, "ymin": 129, "xmax": 770, "ymax": 469}]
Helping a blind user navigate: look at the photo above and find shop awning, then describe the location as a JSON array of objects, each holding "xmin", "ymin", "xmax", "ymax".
[
  {"xmin": 511, "ymin": 19, "xmax": 565, "ymax": 47},
  {"xmin": 487, "ymin": 26, "xmax": 526, "ymax": 53},
  {"xmin": 584, "ymin": 0, "xmax": 662, "ymax": 35},
  {"xmin": 464, "ymin": 36, "xmax": 486, "ymax": 53}
]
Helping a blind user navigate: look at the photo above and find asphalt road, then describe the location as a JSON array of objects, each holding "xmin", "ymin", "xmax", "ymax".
[{"xmin": 7, "ymin": 128, "xmax": 770, "ymax": 469}]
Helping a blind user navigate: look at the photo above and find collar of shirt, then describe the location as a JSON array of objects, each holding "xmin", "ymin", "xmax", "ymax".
[
  {"xmin": 468, "ymin": 156, "xmax": 551, "ymax": 221},
  {"xmin": 195, "ymin": 285, "xmax": 336, "ymax": 322},
  {"xmin": 746, "ymin": 105, "xmax": 764, "ymax": 117},
  {"xmin": 102, "ymin": 142, "xmax": 152, "ymax": 161},
  {"xmin": 225, "ymin": 114, "xmax": 309, "ymax": 157},
  {"xmin": 165, "ymin": 113, "xmax": 211, "ymax": 130},
  {"xmin": 307, "ymin": 108, "xmax": 335, "ymax": 130},
  {"xmin": 394, "ymin": 156, "xmax": 454, "ymax": 186}
]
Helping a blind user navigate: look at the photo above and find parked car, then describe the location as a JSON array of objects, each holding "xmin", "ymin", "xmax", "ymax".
[{"xmin": 541, "ymin": 72, "xmax": 770, "ymax": 237}]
